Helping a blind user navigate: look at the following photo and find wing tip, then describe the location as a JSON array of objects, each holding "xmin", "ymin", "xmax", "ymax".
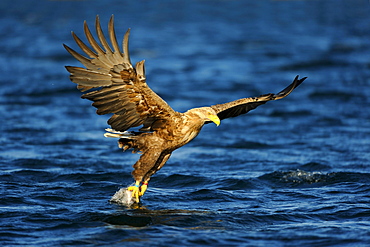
[
  {"xmin": 275, "ymin": 75, "xmax": 307, "ymax": 99},
  {"xmin": 293, "ymin": 75, "xmax": 307, "ymax": 89}
]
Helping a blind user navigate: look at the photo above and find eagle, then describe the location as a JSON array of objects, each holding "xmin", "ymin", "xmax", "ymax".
[{"xmin": 64, "ymin": 16, "xmax": 306, "ymax": 203}]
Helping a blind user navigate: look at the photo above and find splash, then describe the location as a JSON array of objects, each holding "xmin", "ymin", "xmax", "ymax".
[
  {"xmin": 110, "ymin": 187, "xmax": 136, "ymax": 206},
  {"xmin": 281, "ymin": 169, "xmax": 330, "ymax": 184}
]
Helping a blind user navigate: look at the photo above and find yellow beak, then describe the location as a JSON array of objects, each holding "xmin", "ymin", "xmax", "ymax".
[{"xmin": 208, "ymin": 114, "xmax": 221, "ymax": 126}]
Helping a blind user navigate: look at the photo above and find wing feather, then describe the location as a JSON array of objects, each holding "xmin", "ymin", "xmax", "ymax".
[
  {"xmin": 211, "ymin": 75, "xmax": 306, "ymax": 120},
  {"xmin": 83, "ymin": 20, "xmax": 105, "ymax": 55},
  {"xmin": 95, "ymin": 16, "xmax": 114, "ymax": 55},
  {"xmin": 64, "ymin": 15, "xmax": 177, "ymax": 132},
  {"xmin": 71, "ymin": 31, "xmax": 97, "ymax": 58},
  {"xmin": 121, "ymin": 29, "xmax": 131, "ymax": 65},
  {"xmin": 108, "ymin": 17, "xmax": 122, "ymax": 55}
]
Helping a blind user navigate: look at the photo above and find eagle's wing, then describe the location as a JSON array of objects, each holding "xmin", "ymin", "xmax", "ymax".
[
  {"xmin": 64, "ymin": 16, "xmax": 177, "ymax": 132},
  {"xmin": 211, "ymin": 75, "xmax": 306, "ymax": 120}
]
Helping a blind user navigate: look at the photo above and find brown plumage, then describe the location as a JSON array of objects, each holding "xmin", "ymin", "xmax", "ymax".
[{"xmin": 64, "ymin": 16, "xmax": 306, "ymax": 203}]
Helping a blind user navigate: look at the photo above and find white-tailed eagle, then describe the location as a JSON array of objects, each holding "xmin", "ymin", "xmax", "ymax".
[{"xmin": 64, "ymin": 16, "xmax": 306, "ymax": 203}]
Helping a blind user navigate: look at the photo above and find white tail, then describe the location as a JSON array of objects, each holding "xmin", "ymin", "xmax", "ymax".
[{"xmin": 104, "ymin": 128, "xmax": 135, "ymax": 138}]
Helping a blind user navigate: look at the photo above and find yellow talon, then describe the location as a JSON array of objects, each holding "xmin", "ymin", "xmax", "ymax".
[
  {"xmin": 139, "ymin": 183, "xmax": 148, "ymax": 196},
  {"xmin": 127, "ymin": 186, "xmax": 140, "ymax": 203},
  {"xmin": 127, "ymin": 181, "xmax": 141, "ymax": 203},
  {"xmin": 127, "ymin": 181, "xmax": 148, "ymax": 203}
]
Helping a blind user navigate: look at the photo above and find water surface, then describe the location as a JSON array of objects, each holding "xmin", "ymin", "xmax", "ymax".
[{"xmin": 1, "ymin": 0, "xmax": 370, "ymax": 246}]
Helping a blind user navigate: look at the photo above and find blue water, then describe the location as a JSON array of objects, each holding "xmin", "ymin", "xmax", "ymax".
[{"xmin": 1, "ymin": 0, "xmax": 370, "ymax": 246}]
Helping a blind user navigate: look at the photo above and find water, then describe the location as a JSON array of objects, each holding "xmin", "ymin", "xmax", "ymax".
[{"xmin": 1, "ymin": 0, "xmax": 370, "ymax": 246}]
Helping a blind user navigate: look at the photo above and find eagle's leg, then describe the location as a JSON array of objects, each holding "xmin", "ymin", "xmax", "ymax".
[
  {"xmin": 127, "ymin": 181, "xmax": 141, "ymax": 203},
  {"xmin": 142, "ymin": 153, "xmax": 172, "ymax": 182},
  {"xmin": 129, "ymin": 150, "xmax": 171, "ymax": 203},
  {"xmin": 139, "ymin": 181, "xmax": 149, "ymax": 196},
  {"xmin": 138, "ymin": 153, "xmax": 171, "ymax": 198}
]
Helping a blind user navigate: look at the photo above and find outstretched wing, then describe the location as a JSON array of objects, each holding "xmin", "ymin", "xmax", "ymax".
[
  {"xmin": 64, "ymin": 15, "xmax": 177, "ymax": 132},
  {"xmin": 211, "ymin": 75, "xmax": 306, "ymax": 120}
]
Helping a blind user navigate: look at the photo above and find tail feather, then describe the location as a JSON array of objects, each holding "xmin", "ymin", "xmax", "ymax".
[
  {"xmin": 104, "ymin": 128, "xmax": 142, "ymax": 153},
  {"xmin": 104, "ymin": 128, "xmax": 136, "ymax": 138}
]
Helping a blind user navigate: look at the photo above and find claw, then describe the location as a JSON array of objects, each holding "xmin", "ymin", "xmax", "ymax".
[
  {"xmin": 127, "ymin": 181, "xmax": 149, "ymax": 203},
  {"xmin": 127, "ymin": 185, "xmax": 140, "ymax": 203},
  {"xmin": 127, "ymin": 182, "xmax": 141, "ymax": 203}
]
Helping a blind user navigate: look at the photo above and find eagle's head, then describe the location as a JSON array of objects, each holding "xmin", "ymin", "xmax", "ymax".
[{"xmin": 187, "ymin": 107, "xmax": 220, "ymax": 126}]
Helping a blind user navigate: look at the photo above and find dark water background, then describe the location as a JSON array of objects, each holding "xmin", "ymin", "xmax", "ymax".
[{"xmin": 1, "ymin": 0, "xmax": 370, "ymax": 246}]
